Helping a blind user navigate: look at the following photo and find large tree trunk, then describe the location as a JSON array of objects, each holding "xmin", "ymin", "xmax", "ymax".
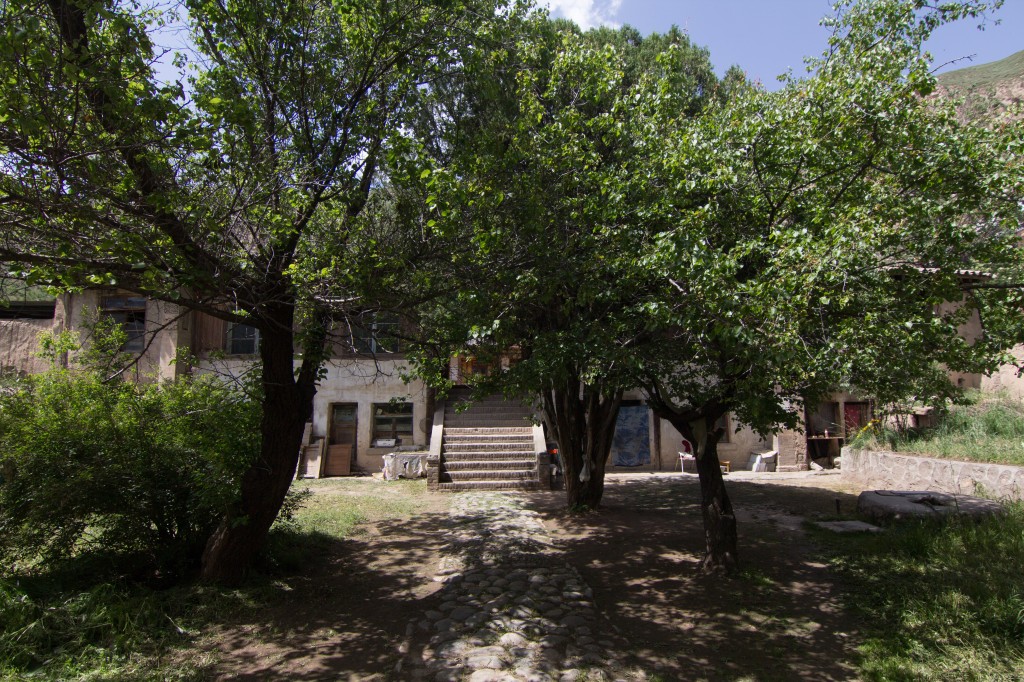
[
  {"xmin": 200, "ymin": 306, "xmax": 320, "ymax": 584},
  {"xmin": 652, "ymin": 407, "xmax": 738, "ymax": 574},
  {"xmin": 543, "ymin": 378, "xmax": 622, "ymax": 511},
  {"xmin": 693, "ymin": 431, "xmax": 738, "ymax": 573}
]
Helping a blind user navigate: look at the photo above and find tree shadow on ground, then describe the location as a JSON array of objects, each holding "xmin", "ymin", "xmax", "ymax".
[
  {"xmin": 183, "ymin": 474, "xmax": 864, "ymax": 680},
  {"xmin": 196, "ymin": 509, "xmax": 458, "ymax": 680},
  {"xmin": 524, "ymin": 474, "xmax": 864, "ymax": 681}
]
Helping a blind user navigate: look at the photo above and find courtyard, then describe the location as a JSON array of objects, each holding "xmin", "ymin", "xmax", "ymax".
[{"xmin": 193, "ymin": 472, "xmax": 865, "ymax": 680}]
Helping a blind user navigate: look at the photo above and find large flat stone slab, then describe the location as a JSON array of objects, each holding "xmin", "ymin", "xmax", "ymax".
[
  {"xmin": 815, "ymin": 520, "xmax": 884, "ymax": 534},
  {"xmin": 857, "ymin": 490, "xmax": 1003, "ymax": 523}
]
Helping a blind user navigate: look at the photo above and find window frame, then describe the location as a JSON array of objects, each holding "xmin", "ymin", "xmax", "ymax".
[
  {"xmin": 226, "ymin": 322, "xmax": 261, "ymax": 356},
  {"xmin": 100, "ymin": 295, "xmax": 147, "ymax": 353},
  {"xmin": 371, "ymin": 401, "xmax": 414, "ymax": 447},
  {"xmin": 352, "ymin": 314, "xmax": 402, "ymax": 355}
]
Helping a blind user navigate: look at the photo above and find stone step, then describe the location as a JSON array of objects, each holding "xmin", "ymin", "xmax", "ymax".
[
  {"xmin": 445, "ymin": 418, "xmax": 535, "ymax": 428},
  {"xmin": 444, "ymin": 431, "xmax": 533, "ymax": 438},
  {"xmin": 443, "ymin": 451, "xmax": 537, "ymax": 461},
  {"xmin": 443, "ymin": 442, "xmax": 534, "ymax": 452},
  {"xmin": 445, "ymin": 405, "xmax": 533, "ymax": 415},
  {"xmin": 446, "ymin": 470, "xmax": 537, "ymax": 481},
  {"xmin": 444, "ymin": 427, "xmax": 534, "ymax": 436},
  {"xmin": 444, "ymin": 405, "xmax": 532, "ymax": 417},
  {"xmin": 447, "ymin": 396, "xmax": 531, "ymax": 406},
  {"xmin": 443, "ymin": 436, "xmax": 534, "ymax": 445},
  {"xmin": 442, "ymin": 438, "xmax": 532, "ymax": 448},
  {"xmin": 446, "ymin": 398, "xmax": 532, "ymax": 407},
  {"xmin": 437, "ymin": 480, "xmax": 545, "ymax": 492},
  {"xmin": 444, "ymin": 415, "xmax": 534, "ymax": 424},
  {"xmin": 443, "ymin": 460, "xmax": 538, "ymax": 471}
]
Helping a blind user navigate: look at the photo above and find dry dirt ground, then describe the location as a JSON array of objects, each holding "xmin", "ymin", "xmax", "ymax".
[{"xmin": 199, "ymin": 471, "xmax": 866, "ymax": 681}]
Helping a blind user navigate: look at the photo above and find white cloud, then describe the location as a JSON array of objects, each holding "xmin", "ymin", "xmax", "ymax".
[{"xmin": 544, "ymin": 0, "xmax": 623, "ymax": 30}]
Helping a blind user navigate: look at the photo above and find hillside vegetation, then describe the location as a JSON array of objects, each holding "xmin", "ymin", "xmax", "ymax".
[
  {"xmin": 850, "ymin": 391, "xmax": 1024, "ymax": 466},
  {"xmin": 936, "ymin": 48, "xmax": 1024, "ymax": 121},
  {"xmin": 937, "ymin": 48, "xmax": 1024, "ymax": 90}
]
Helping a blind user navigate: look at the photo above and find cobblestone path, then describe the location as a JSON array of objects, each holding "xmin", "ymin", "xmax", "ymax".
[{"xmin": 399, "ymin": 493, "xmax": 639, "ymax": 681}]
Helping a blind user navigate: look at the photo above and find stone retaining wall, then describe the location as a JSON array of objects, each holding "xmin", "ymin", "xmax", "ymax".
[{"xmin": 842, "ymin": 447, "xmax": 1024, "ymax": 501}]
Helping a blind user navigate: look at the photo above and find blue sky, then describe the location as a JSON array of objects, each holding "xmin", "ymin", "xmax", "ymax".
[{"xmin": 545, "ymin": 1, "xmax": 1024, "ymax": 89}]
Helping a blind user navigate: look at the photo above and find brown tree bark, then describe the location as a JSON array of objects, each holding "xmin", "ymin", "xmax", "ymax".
[
  {"xmin": 543, "ymin": 379, "xmax": 622, "ymax": 511},
  {"xmin": 199, "ymin": 303, "xmax": 322, "ymax": 584},
  {"xmin": 692, "ymin": 431, "xmax": 738, "ymax": 573},
  {"xmin": 651, "ymin": 406, "xmax": 739, "ymax": 574}
]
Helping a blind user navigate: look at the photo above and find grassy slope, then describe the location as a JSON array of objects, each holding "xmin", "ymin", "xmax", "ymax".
[
  {"xmin": 937, "ymin": 48, "xmax": 1024, "ymax": 90},
  {"xmin": 851, "ymin": 392, "xmax": 1024, "ymax": 466}
]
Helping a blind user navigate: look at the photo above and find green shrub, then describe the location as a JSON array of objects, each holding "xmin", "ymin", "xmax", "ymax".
[{"xmin": 0, "ymin": 367, "xmax": 260, "ymax": 576}]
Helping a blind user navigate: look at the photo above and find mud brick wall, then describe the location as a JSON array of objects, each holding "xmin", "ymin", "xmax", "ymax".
[
  {"xmin": 774, "ymin": 429, "xmax": 808, "ymax": 472},
  {"xmin": 0, "ymin": 318, "xmax": 52, "ymax": 375}
]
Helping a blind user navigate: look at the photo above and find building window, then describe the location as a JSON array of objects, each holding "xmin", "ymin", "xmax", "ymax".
[
  {"xmin": 372, "ymin": 402, "xmax": 413, "ymax": 446},
  {"xmin": 101, "ymin": 296, "xmax": 146, "ymax": 353},
  {"xmin": 227, "ymin": 323, "xmax": 260, "ymax": 355},
  {"xmin": 715, "ymin": 413, "xmax": 731, "ymax": 444},
  {"xmin": 353, "ymin": 314, "xmax": 402, "ymax": 354}
]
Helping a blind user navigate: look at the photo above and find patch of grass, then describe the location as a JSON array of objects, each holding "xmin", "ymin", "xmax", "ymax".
[
  {"xmin": 267, "ymin": 478, "xmax": 433, "ymax": 571},
  {"xmin": 0, "ymin": 577, "xmax": 204, "ymax": 681},
  {"xmin": 736, "ymin": 567, "xmax": 774, "ymax": 590},
  {"xmin": 1, "ymin": 478, "xmax": 437, "ymax": 680},
  {"xmin": 290, "ymin": 478, "xmax": 429, "ymax": 535},
  {"xmin": 820, "ymin": 503, "xmax": 1024, "ymax": 681},
  {"xmin": 851, "ymin": 392, "xmax": 1024, "ymax": 466}
]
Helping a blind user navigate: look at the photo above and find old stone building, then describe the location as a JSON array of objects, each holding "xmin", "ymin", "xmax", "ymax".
[
  {"xmin": 0, "ymin": 291, "xmax": 432, "ymax": 477},
  {"xmin": 0, "ymin": 284, "xmax": 1009, "ymax": 480}
]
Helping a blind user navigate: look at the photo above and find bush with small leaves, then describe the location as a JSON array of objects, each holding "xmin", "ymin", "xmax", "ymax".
[{"xmin": 0, "ymin": 343, "xmax": 261, "ymax": 577}]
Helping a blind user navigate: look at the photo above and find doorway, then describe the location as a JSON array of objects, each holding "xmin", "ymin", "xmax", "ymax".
[
  {"xmin": 325, "ymin": 403, "xmax": 357, "ymax": 476},
  {"xmin": 611, "ymin": 402, "xmax": 651, "ymax": 467}
]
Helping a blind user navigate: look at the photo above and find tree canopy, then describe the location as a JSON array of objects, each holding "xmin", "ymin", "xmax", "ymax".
[
  {"xmin": 406, "ymin": 0, "xmax": 1024, "ymax": 570},
  {"xmin": 0, "ymin": 0, "xmax": 518, "ymax": 582},
  {"xmin": 403, "ymin": 14, "xmax": 734, "ymax": 509}
]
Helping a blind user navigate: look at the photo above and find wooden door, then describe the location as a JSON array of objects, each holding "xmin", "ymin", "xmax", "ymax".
[
  {"xmin": 843, "ymin": 402, "xmax": 871, "ymax": 438},
  {"xmin": 324, "ymin": 403, "xmax": 357, "ymax": 476}
]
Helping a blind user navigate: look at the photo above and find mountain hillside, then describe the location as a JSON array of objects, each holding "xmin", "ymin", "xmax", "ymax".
[
  {"xmin": 937, "ymin": 49, "xmax": 1024, "ymax": 90},
  {"xmin": 936, "ymin": 49, "xmax": 1024, "ymax": 122}
]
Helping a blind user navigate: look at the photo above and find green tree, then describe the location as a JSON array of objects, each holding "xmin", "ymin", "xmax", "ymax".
[
  {"xmin": 0, "ymin": 0, "xmax": 513, "ymax": 582},
  {"xmin": 637, "ymin": 0, "xmax": 1024, "ymax": 571},
  {"xmin": 411, "ymin": 0, "xmax": 1023, "ymax": 573},
  {"xmin": 406, "ymin": 18, "xmax": 727, "ymax": 508}
]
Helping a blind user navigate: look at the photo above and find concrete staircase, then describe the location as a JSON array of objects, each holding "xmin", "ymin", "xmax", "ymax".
[{"xmin": 429, "ymin": 391, "xmax": 549, "ymax": 492}]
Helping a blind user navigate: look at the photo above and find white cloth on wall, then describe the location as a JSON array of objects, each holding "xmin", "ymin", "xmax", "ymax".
[{"xmin": 382, "ymin": 453, "xmax": 427, "ymax": 480}]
